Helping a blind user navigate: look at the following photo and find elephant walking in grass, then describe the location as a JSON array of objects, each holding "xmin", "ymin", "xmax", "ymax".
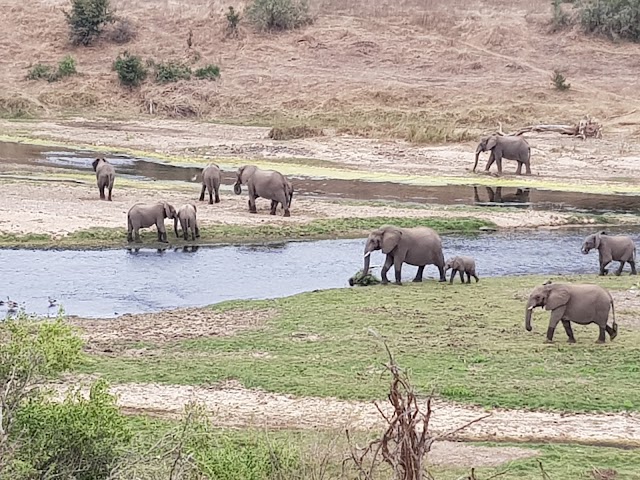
[
  {"xmin": 127, "ymin": 202, "xmax": 177, "ymax": 243},
  {"xmin": 92, "ymin": 157, "xmax": 115, "ymax": 201},
  {"xmin": 445, "ymin": 256, "xmax": 479, "ymax": 284},
  {"xmin": 526, "ymin": 281, "xmax": 617, "ymax": 344},
  {"xmin": 582, "ymin": 231, "xmax": 637, "ymax": 276},
  {"xmin": 363, "ymin": 226, "xmax": 446, "ymax": 285},
  {"xmin": 234, "ymin": 165, "xmax": 294, "ymax": 217},
  {"xmin": 473, "ymin": 135, "xmax": 531, "ymax": 175},
  {"xmin": 199, "ymin": 164, "xmax": 221, "ymax": 204},
  {"xmin": 174, "ymin": 203, "xmax": 200, "ymax": 241}
]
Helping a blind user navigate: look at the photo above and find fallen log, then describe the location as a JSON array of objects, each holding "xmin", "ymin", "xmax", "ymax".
[{"xmin": 495, "ymin": 116, "xmax": 602, "ymax": 140}]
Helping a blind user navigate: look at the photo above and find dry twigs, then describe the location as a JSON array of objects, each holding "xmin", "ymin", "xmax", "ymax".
[{"xmin": 495, "ymin": 116, "xmax": 603, "ymax": 140}]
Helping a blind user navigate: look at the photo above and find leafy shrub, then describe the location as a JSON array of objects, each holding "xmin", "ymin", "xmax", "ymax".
[
  {"xmin": 57, "ymin": 55, "xmax": 77, "ymax": 77},
  {"xmin": 551, "ymin": 69, "xmax": 571, "ymax": 90},
  {"xmin": 65, "ymin": 0, "xmax": 114, "ymax": 46},
  {"xmin": 194, "ymin": 64, "xmax": 221, "ymax": 80},
  {"xmin": 247, "ymin": 0, "xmax": 312, "ymax": 31},
  {"xmin": 14, "ymin": 379, "xmax": 131, "ymax": 480},
  {"xmin": 113, "ymin": 51, "xmax": 147, "ymax": 87},
  {"xmin": 578, "ymin": 0, "xmax": 640, "ymax": 41},
  {"xmin": 348, "ymin": 269, "xmax": 381, "ymax": 286},
  {"xmin": 107, "ymin": 17, "xmax": 137, "ymax": 44},
  {"xmin": 155, "ymin": 61, "xmax": 192, "ymax": 83},
  {"xmin": 226, "ymin": 6, "xmax": 241, "ymax": 36},
  {"xmin": 27, "ymin": 64, "xmax": 56, "ymax": 81},
  {"xmin": 27, "ymin": 56, "xmax": 77, "ymax": 82}
]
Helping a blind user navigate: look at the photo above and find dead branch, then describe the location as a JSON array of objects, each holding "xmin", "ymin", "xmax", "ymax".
[{"xmin": 494, "ymin": 115, "xmax": 602, "ymax": 140}]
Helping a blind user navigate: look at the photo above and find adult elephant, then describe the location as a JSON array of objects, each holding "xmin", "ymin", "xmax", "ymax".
[
  {"xmin": 473, "ymin": 135, "xmax": 531, "ymax": 175},
  {"xmin": 199, "ymin": 164, "xmax": 221, "ymax": 204},
  {"xmin": 92, "ymin": 157, "xmax": 115, "ymax": 201},
  {"xmin": 363, "ymin": 225, "xmax": 446, "ymax": 285},
  {"xmin": 127, "ymin": 202, "xmax": 176, "ymax": 243},
  {"xmin": 582, "ymin": 231, "xmax": 637, "ymax": 276},
  {"xmin": 525, "ymin": 281, "xmax": 617, "ymax": 344},
  {"xmin": 234, "ymin": 165, "xmax": 294, "ymax": 217}
]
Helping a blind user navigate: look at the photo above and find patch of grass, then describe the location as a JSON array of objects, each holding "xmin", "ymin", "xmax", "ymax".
[
  {"xmin": 268, "ymin": 125, "xmax": 324, "ymax": 140},
  {"xmin": 0, "ymin": 217, "xmax": 493, "ymax": 249},
  {"xmin": 194, "ymin": 64, "xmax": 221, "ymax": 81},
  {"xmin": 26, "ymin": 56, "xmax": 77, "ymax": 82},
  {"xmin": 154, "ymin": 61, "xmax": 192, "ymax": 83},
  {"xmin": 247, "ymin": 0, "xmax": 312, "ymax": 31},
  {"xmin": 82, "ymin": 274, "xmax": 640, "ymax": 412}
]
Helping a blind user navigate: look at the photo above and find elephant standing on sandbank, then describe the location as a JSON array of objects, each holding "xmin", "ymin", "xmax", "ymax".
[
  {"xmin": 127, "ymin": 202, "xmax": 176, "ymax": 243},
  {"xmin": 174, "ymin": 203, "xmax": 200, "ymax": 241},
  {"xmin": 199, "ymin": 164, "xmax": 221, "ymax": 204},
  {"xmin": 234, "ymin": 165, "xmax": 294, "ymax": 217},
  {"xmin": 92, "ymin": 157, "xmax": 115, "ymax": 201},
  {"xmin": 473, "ymin": 135, "xmax": 531, "ymax": 175}
]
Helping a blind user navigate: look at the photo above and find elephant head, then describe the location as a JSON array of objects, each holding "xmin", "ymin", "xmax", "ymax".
[
  {"xmin": 363, "ymin": 226, "xmax": 402, "ymax": 274},
  {"xmin": 163, "ymin": 202, "xmax": 176, "ymax": 219},
  {"xmin": 473, "ymin": 135, "xmax": 498, "ymax": 172},
  {"xmin": 234, "ymin": 165, "xmax": 258, "ymax": 195},
  {"xmin": 525, "ymin": 282, "xmax": 570, "ymax": 331},
  {"xmin": 444, "ymin": 257, "xmax": 457, "ymax": 271},
  {"xmin": 92, "ymin": 157, "xmax": 105, "ymax": 171},
  {"xmin": 582, "ymin": 231, "xmax": 606, "ymax": 254}
]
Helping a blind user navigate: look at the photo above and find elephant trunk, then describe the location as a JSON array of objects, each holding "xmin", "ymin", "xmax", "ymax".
[
  {"xmin": 581, "ymin": 243, "xmax": 590, "ymax": 254},
  {"xmin": 363, "ymin": 243, "xmax": 375, "ymax": 274},
  {"xmin": 473, "ymin": 149, "xmax": 481, "ymax": 172},
  {"xmin": 233, "ymin": 181, "xmax": 242, "ymax": 195},
  {"xmin": 525, "ymin": 301, "xmax": 535, "ymax": 331}
]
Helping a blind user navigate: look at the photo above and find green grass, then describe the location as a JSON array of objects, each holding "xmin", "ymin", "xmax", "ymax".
[
  {"xmin": 0, "ymin": 217, "xmax": 493, "ymax": 249},
  {"xmin": 82, "ymin": 274, "xmax": 640, "ymax": 413}
]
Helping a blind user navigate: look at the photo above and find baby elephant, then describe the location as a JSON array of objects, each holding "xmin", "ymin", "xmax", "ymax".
[
  {"xmin": 92, "ymin": 157, "xmax": 115, "ymax": 201},
  {"xmin": 525, "ymin": 281, "xmax": 617, "ymax": 344},
  {"xmin": 127, "ymin": 202, "xmax": 176, "ymax": 243},
  {"xmin": 582, "ymin": 231, "xmax": 637, "ymax": 276},
  {"xmin": 444, "ymin": 256, "xmax": 479, "ymax": 284},
  {"xmin": 174, "ymin": 203, "xmax": 200, "ymax": 241}
]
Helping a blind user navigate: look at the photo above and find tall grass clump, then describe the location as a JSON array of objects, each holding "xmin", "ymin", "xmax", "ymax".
[
  {"xmin": 27, "ymin": 55, "xmax": 77, "ymax": 82},
  {"xmin": 247, "ymin": 0, "xmax": 312, "ymax": 31},
  {"xmin": 65, "ymin": 0, "xmax": 114, "ymax": 46},
  {"xmin": 194, "ymin": 64, "xmax": 221, "ymax": 81},
  {"xmin": 154, "ymin": 61, "xmax": 192, "ymax": 83},
  {"xmin": 579, "ymin": 0, "xmax": 640, "ymax": 41},
  {"xmin": 113, "ymin": 51, "xmax": 147, "ymax": 87}
]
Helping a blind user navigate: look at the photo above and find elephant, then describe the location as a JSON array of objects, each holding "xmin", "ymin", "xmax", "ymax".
[
  {"xmin": 473, "ymin": 186, "xmax": 530, "ymax": 206},
  {"xmin": 444, "ymin": 256, "xmax": 479, "ymax": 284},
  {"xmin": 199, "ymin": 164, "xmax": 221, "ymax": 204},
  {"xmin": 473, "ymin": 135, "xmax": 531, "ymax": 175},
  {"xmin": 525, "ymin": 281, "xmax": 617, "ymax": 344},
  {"xmin": 581, "ymin": 231, "xmax": 637, "ymax": 276},
  {"xmin": 174, "ymin": 203, "xmax": 200, "ymax": 241},
  {"xmin": 92, "ymin": 157, "xmax": 115, "ymax": 201},
  {"xmin": 234, "ymin": 165, "xmax": 294, "ymax": 217},
  {"xmin": 127, "ymin": 202, "xmax": 176, "ymax": 243},
  {"xmin": 363, "ymin": 225, "xmax": 446, "ymax": 285}
]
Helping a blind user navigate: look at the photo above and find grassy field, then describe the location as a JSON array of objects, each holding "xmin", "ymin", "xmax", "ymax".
[{"xmin": 82, "ymin": 274, "xmax": 640, "ymax": 412}]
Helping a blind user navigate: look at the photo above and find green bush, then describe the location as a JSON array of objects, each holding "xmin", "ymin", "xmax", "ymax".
[
  {"xmin": 155, "ymin": 61, "xmax": 192, "ymax": 83},
  {"xmin": 57, "ymin": 55, "xmax": 77, "ymax": 77},
  {"xmin": 113, "ymin": 51, "xmax": 147, "ymax": 87},
  {"xmin": 194, "ymin": 64, "xmax": 221, "ymax": 80},
  {"xmin": 247, "ymin": 0, "xmax": 312, "ymax": 31},
  {"xmin": 551, "ymin": 69, "xmax": 571, "ymax": 90},
  {"xmin": 65, "ymin": 0, "xmax": 114, "ymax": 46},
  {"xmin": 14, "ymin": 379, "xmax": 131, "ymax": 480},
  {"xmin": 27, "ymin": 55, "xmax": 77, "ymax": 82},
  {"xmin": 578, "ymin": 0, "xmax": 640, "ymax": 41}
]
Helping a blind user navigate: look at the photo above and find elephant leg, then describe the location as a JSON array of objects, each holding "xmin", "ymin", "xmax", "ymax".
[
  {"xmin": 484, "ymin": 153, "xmax": 494, "ymax": 172},
  {"xmin": 561, "ymin": 320, "xmax": 576, "ymax": 343},
  {"xmin": 437, "ymin": 264, "xmax": 446, "ymax": 282},
  {"xmin": 248, "ymin": 198, "xmax": 257, "ymax": 214},
  {"xmin": 495, "ymin": 155, "xmax": 503, "ymax": 174},
  {"xmin": 616, "ymin": 261, "xmax": 626, "ymax": 276},
  {"xmin": 596, "ymin": 326, "xmax": 606, "ymax": 344},
  {"xmin": 466, "ymin": 272, "xmax": 471, "ymax": 284},
  {"xmin": 270, "ymin": 200, "xmax": 277, "ymax": 216},
  {"xmin": 600, "ymin": 260, "xmax": 611, "ymax": 276},
  {"xmin": 515, "ymin": 162, "xmax": 523, "ymax": 175},
  {"xmin": 381, "ymin": 255, "xmax": 393, "ymax": 285},
  {"xmin": 134, "ymin": 228, "xmax": 141, "ymax": 243},
  {"xmin": 99, "ymin": 184, "xmax": 106, "ymax": 200},
  {"xmin": 393, "ymin": 256, "xmax": 404, "ymax": 285},
  {"xmin": 195, "ymin": 223, "xmax": 201, "ymax": 238},
  {"xmin": 214, "ymin": 186, "xmax": 220, "ymax": 204},
  {"xmin": 525, "ymin": 162, "xmax": 532, "ymax": 175},
  {"xmin": 412, "ymin": 265, "xmax": 424, "ymax": 283},
  {"xmin": 545, "ymin": 307, "xmax": 565, "ymax": 343},
  {"xmin": 199, "ymin": 184, "xmax": 206, "ymax": 202},
  {"xmin": 630, "ymin": 260, "xmax": 638, "ymax": 275},
  {"xmin": 473, "ymin": 273, "xmax": 479, "ymax": 283},
  {"xmin": 108, "ymin": 185, "xmax": 113, "ymax": 201},
  {"xmin": 182, "ymin": 219, "xmax": 188, "ymax": 241},
  {"xmin": 127, "ymin": 229, "xmax": 133, "ymax": 242},
  {"xmin": 449, "ymin": 269, "xmax": 456, "ymax": 284},
  {"xmin": 458, "ymin": 270, "xmax": 464, "ymax": 283},
  {"xmin": 605, "ymin": 324, "xmax": 617, "ymax": 340}
]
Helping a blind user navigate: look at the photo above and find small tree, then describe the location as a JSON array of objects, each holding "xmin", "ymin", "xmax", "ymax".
[
  {"xmin": 65, "ymin": 0, "xmax": 114, "ymax": 46},
  {"xmin": 113, "ymin": 51, "xmax": 147, "ymax": 87},
  {"xmin": 551, "ymin": 69, "xmax": 571, "ymax": 91},
  {"xmin": 226, "ymin": 6, "xmax": 241, "ymax": 37},
  {"xmin": 247, "ymin": 0, "xmax": 311, "ymax": 31}
]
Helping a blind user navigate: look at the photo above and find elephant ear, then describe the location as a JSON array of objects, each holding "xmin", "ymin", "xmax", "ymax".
[
  {"xmin": 381, "ymin": 227, "xmax": 402, "ymax": 254},
  {"xmin": 594, "ymin": 233, "xmax": 602, "ymax": 249},
  {"xmin": 545, "ymin": 286, "xmax": 570, "ymax": 311},
  {"xmin": 163, "ymin": 203, "xmax": 173, "ymax": 218},
  {"xmin": 486, "ymin": 136, "xmax": 498, "ymax": 150}
]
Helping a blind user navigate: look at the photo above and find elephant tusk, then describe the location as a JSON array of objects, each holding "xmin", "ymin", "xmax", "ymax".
[
  {"xmin": 363, "ymin": 251, "xmax": 371, "ymax": 258},
  {"xmin": 527, "ymin": 306, "xmax": 535, "ymax": 311}
]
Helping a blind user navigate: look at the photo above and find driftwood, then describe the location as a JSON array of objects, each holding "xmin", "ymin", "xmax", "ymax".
[{"xmin": 495, "ymin": 115, "xmax": 602, "ymax": 140}]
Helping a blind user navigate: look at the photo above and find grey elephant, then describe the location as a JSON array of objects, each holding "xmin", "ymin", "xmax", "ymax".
[
  {"xmin": 174, "ymin": 203, "xmax": 200, "ymax": 241},
  {"xmin": 582, "ymin": 231, "xmax": 637, "ymax": 276},
  {"xmin": 234, "ymin": 165, "xmax": 294, "ymax": 217},
  {"xmin": 363, "ymin": 225, "xmax": 446, "ymax": 285},
  {"xmin": 199, "ymin": 164, "xmax": 221, "ymax": 204},
  {"xmin": 525, "ymin": 281, "xmax": 617, "ymax": 344},
  {"xmin": 92, "ymin": 157, "xmax": 115, "ymax": 201},
  {"xmin": 127, "ymin": 202, "xmax": 176, "ymax": 243},
  {"xmin": 444, "ymin": 256, "xmax": 479, "ymax": 284},
  {"xmin": 473, "ymin": 135, "xmax": 531, "ymax": 175}
]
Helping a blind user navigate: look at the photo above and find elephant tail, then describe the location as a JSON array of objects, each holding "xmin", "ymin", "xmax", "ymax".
[
  {"xmin": 288, "ymin": 186, "xmax": 294, "ymax": 208},
  {"xmin": 610, "ymin": 294, "xmax": 618, "ymax": 335}
]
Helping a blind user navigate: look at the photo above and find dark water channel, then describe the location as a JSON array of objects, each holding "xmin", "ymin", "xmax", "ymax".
[
  {"xmin": 2, "ymin": 141, "xmax": 640, "ymax": 215},
  {"xmin": 2, "ymin": 229, "xmax": 638, "ymax": 318}
]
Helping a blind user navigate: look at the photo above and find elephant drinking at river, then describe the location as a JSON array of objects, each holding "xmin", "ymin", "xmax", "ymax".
[
  {"xmin": 473, "ymin": 135, "xmax": 531, "ymax": 175},
  {"xmin": 127, "ymin": 202, "xmax": 177, "ymax": 243},
  {"xmin": 363, "ymin": 226, "xmax": 446, "ymax": 285},
  {"xmin": 581, "ymin": 231, "xmax": 637, "ymax": 276},
  {"xmin": 234, "ymin": 165, "xmax": 294, "ymax": 217}
]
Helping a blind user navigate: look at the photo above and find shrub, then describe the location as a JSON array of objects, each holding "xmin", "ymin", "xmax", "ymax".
[
  {"xmin": 107, "ymin": 17, "xmax": 137, "ymax": 44},
  {"xmin": 155, "ymin": 61, "xmax": 192, "ymax": 83},
  {"xmin": 65, "ymin": 0, "xmax": 114, "ymax": 46},
  {"xmin": 247, "ymin": 0, "xmax": 311, "ymax": 31},
  {"xmin": 226, "ymin": 6, "xmax": 241, "ymax": 36},
  {"xmin": 578, "ymin": 0, "xmax": 640, "ymax": 41},
  {"xmin": 27, "ymin": 64, "xmax": 56, "ymax": 81},
  {"xmin": 551, "ymin": 69, "xmax": 571, "ymax": 90},
  {"xmin": 57, "ymin": 55, "xmax": 77, "ymax": 77},
  {"xmin": 194, "ymin": 64, "xmax": 221, "ymax": 80},
  {"xmin": 113, "ymin": 51, "xmax": 147, "ymax": 87},
  {"xmin": 27, "ymin": 56, "xmax": 77, "ymax": 82}
]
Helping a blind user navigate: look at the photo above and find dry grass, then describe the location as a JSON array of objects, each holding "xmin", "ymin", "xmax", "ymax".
[{"xmin": 2, "ymin": 0, "xmax": 640, "ymax": 140}]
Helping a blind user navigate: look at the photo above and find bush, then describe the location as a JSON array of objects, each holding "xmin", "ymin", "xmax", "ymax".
[
  {"xmin": 226, "ymin": 6, "xmax": 241, "ymax": 36},
  {"xmin": 107, "ymin": 17, "xmax": 137, "ymax": 44},
  {"xmin": 155, "ymin": 61, "xmax": 192, "ymax": 83},
  {"xmin": 194, "ymin": 64, "xmax": 221, "ymax": 80},
  {"xmin": 551, "ymin": 69, "xmax": 571, "ymax": 90},
  {"xmin": 247, "ymin": 0, "xmax": 312, "ymax": 31},
  {"xmin": 65, "ymin": 0, "xmax": 114, "ymax": 46},
  {"xmin": 113, "ymin": 51, "xmax": 147, "ymax": 87},
  {"xmin": 14, "ymin": 380, "xmax": 131, "ymax": 480},
  {"xmin": 57, "ymin": 55, "xmax": 77, "ymax": 77},
  {"xmin": 27, "ymin": 56, "xmax": 77, "ymax": 82},
  {"xmin": 578, "ymin": 0, "xmax": 640, "ymax": 41}
]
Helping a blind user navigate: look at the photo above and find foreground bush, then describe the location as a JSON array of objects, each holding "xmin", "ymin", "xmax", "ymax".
[
  {"xmin": 247, "ymin": 0, "xmax": 311, "ymax": 31},
  {"xmin": 65, "ymin": 0, "xmax": 114, "ymax": 46},
  {"xmin": 113, "ymin": 51, "xmax": 147, "ymax": 87},
  {"xmin": 579, "ymin": 0, "xmax": 640, "ymax": 41}
]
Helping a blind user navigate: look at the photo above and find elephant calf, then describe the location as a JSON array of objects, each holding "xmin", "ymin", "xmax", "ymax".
[
  {"xmin": 174, "ymin": 203, "xmax": 200, "ymax": 241},
  {"xmin": 92, "ymin": 157, "xmax": 115, "ymax": 201},
  {"xmin": 525, "ymin": 281, "xmax": 617, "ymax": 344},
  {"xmin": 127, "ymin": 202, "xmax": 177, "ymax": 243},
  {"xmin": 582, "ymin": 231, "xmax": 637, "ymax": 276},
  {"xmin": 444, "ymin": 256, "xmax": 479, "ymax": 284},
  {"xmin": 199, "ymin": 164, "xmax": 221, "ymax": 204}
]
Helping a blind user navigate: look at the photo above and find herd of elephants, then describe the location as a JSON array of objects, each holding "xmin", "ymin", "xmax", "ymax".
[{"xmin": 89, "ymin": 135, "xmax": 636, "ymax": 344}]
